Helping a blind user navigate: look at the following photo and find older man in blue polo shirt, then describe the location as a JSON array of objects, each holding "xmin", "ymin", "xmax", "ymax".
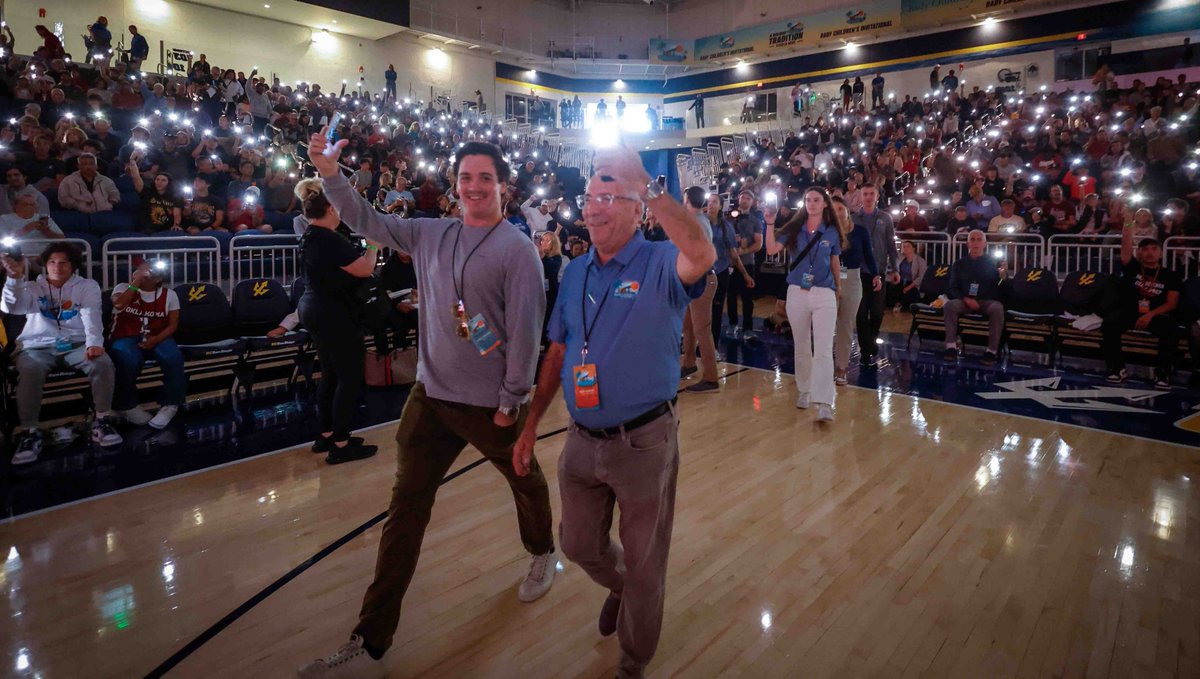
[{"xmin": 515, "ymin": 147, "xmax": 716, "ymax": 679}]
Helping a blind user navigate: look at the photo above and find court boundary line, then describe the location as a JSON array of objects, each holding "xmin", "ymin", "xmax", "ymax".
[
  {"xmin": 2, "ymin": 418, "xmax": 405, "ymax": 524},
  {"xmin": 143, "ymin": 366, "xmax": 749, "ymax": 677},
  {"xmin": 140, "ymin": 428, "xmax": 566, "ymax": 679},
  {"xmin": 734, "ymin": 362, "xmax": 1199, "ymax": 452}
]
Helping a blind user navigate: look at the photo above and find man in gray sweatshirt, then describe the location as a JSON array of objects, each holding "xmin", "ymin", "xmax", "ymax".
[{"xmin": 298, "ymin": 135, "xmax": 555, "ymax": 679}]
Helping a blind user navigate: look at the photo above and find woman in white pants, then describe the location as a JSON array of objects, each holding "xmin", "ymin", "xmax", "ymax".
[
  {"xmin": 830, "ymin": 196, "xmax": 880, "ymax": 385},
  {"xmin": 764, "ymin": 187, "xmax": 842, "ymax": 422}
]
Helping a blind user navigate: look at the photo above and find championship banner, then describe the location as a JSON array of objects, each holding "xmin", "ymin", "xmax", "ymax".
[{"xmin": 900, "ymin": 0, "xmax": 1048, "ymax": 31}]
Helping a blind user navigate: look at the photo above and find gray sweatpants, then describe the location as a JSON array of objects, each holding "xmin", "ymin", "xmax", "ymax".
[
  {"xmin": 558, "ymin": 408, "xmax": 680, "ymax": 679},
  {"xmin": 15, "ymin": 345, "xmax": 115, "ymax": 429}
]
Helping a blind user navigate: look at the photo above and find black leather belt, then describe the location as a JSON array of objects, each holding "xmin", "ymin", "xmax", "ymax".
[{"xmin": 577, "ymin": 398, "xmax": 676, "ymax": 439}]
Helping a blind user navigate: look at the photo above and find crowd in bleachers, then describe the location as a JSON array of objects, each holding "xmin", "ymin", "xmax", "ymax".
[{"xmin": 1, "ymin": 21, "xmax": 1199, "ymax": 461}]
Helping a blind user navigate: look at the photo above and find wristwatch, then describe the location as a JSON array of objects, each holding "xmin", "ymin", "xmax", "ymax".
[
  {"xmin": 498, "ymin": 405, "xmax": 519, "ymax": 418},
  {"xmin": 643, "ymin": 180, "xmax": 665, "ymax": 201}
]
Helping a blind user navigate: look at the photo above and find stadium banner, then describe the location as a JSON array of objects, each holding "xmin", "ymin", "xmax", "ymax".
[
  {"xmin": 899, "ymin": 0, "xmax": 1050, "ymax": 31},
  {"xmin": 650, "ymin": 1, "xmax": 902, "ymax": 65}
]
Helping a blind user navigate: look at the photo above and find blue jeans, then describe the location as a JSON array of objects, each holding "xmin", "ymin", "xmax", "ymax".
[{"xmin": 109, "ymin": 337, "xmax": 187, "ymax": 410}]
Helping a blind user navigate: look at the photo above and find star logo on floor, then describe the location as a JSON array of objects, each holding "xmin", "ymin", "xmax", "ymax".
[{"xmin": 976, "ymin": 377, "xmax": 1163, "ymax": 414}]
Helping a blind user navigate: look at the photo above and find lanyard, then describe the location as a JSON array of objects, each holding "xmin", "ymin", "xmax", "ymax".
[
  {"xmin": 50, "ymin": 284, "xmax": 63, "ymax": 330},
  {"xmin": 450, "ymin": 219, "xmax": 502, "ymax": 311},
  {"xmin": 579, "ymin": 250, "xmax": 637, "ymax": 364}
]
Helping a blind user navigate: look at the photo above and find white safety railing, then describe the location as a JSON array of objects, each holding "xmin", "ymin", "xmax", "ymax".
[
  {"xmin": 1046, "ymin": 234, "xmax": 1123, "ymax": 279},
  {"xmin": 896, "ymin": 232, "xmax": 952, "ymax": 267},
  {"xmin": 230, "ymin": 234, "xmax": 301, "ymax": 296},
  {"xmin": 101, "ymin": 236, "xmax": 221, "ymax": 292},
  {"xmin": 1164, "ymin": 236, "xmax": 1200, "ymax": 281},
  {"xmin": 953, "ymin": 232, "xmax": 1044, "ymax": 276},
  {"xmin": 14, "ymin": 238, "xmax": 94, "ymax": 276}
]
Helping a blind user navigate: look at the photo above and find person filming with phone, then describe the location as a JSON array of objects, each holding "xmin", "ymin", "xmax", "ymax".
[{"xmin": 0, "ymin": 193, "xmax": 64, "ymax": 239}]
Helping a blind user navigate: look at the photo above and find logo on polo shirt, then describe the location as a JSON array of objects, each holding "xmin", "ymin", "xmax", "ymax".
[{"xmin": 613, "ymin": 281, "xmax": 640, "ymax": 298}]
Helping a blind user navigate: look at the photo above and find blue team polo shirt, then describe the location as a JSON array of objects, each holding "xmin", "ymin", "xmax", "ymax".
[
  {"xmin": 549, "ymin": 231, "xmax": 703, "ymax": 429},
  {"xmin": 784, "ymin": 224, "xmax": 841, "ymax": 291}
]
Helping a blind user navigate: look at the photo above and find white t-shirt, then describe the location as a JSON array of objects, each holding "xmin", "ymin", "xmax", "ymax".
[
  {"xmin": 0, "ymin": 212, "xmax": 64, "ymax": 238},
  {"xmin": 112, "ymin": 283, "xmax": 182, "ymax": 312}
]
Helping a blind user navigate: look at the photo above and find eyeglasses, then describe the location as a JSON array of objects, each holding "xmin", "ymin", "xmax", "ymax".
[{"xmin": 576, "ymin": 194, "xmax": 639, "ymax": 209}]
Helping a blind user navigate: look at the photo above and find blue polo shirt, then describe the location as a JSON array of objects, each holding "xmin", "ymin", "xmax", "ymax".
[
  {"xmin": 784, "ymin": 224, "xmax": 841, "ymax": 291},
  {"xmin": 549, "ymin": 231, "xmax": 703, "ymax": 429}
]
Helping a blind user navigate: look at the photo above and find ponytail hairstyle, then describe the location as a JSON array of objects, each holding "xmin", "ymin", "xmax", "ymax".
[
  {"xmin": 295, "ymin": 177, "xmax": 332, "ymax": 220},
  {"xmin": 778, "ymin": 186, "xmax": 838, "ymax": 251}
]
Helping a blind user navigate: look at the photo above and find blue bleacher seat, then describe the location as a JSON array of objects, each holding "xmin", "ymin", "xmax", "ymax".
[
  {"xmin": 89, "ymin": 211, "xmax": 137, "ymax": 236},
  {"xmin": 51, "ymin": 210, "xmax": 91, "ymax": 234}
]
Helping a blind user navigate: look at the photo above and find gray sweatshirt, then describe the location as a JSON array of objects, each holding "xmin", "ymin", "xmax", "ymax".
[{"xmin": 323, "ymin": 172, "xmax": 545, "ymax": 410}]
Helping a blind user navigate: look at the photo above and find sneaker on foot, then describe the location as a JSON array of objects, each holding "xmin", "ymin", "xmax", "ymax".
[
  {"xmin": 517, "ymin": 550, "xmax": 557, "ymax": 602},
  {"xmin": 742, "ymin": 330, "xmax": 758, "ymax": 341},
  {"xmin": 1154, "ymin": 374, "xmax": 1171, "ymax": 389},
  {"xmin": 685, "ymin": 380, "xmax": 720, "ymax": 394},
  {"xmin": 91, "ymin": 417, "xmax": 123, "ymax": 448},
  {"xmin": 117, "ymin": 406, "xmax": 153, "ymax": 426},
  {"xmin": 816, "ymin": 403, "xmax": 834, "ymax": 422},
  {"xmin": 148, "ymin": 405, "xmax": 178, "ymax": 430},
  {"xmin": 297, "ymin": 635, "xmax": 382, "ymax": 679},
  {"xmin": 1106, "ymin": 368, "xmax": 1128, "ymax": 384},
  {"xmin": 326, "ymin": 443, "xmax": 378, "ymax": 465},
  {"xmin": 680, "ymin": 365, "xmax": 698, "ymax": 379},
  {"xmin": 11, "ymin": 429, "xmax": 43, "ymax": 465},
  {"xmin": 795, "ymin": 392, "xmax": 810, "ymax": 409},
  {"xmin": 598, "ymin": 593, "xmax": 621, "ymax": 637},
  {"xmin": 942, "ymin": 347, "xmax": 958, "ymax": 362},
  {"xmin": 834, "ymin": 371, "xmax": 848, "ymax": 386}
]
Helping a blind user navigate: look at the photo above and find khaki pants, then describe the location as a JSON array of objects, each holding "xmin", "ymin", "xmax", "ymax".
[
  {"xmin": 558, "ymin": 409, "xmax": 680, "ymax": 679},
  {"xmin": 681, "ymin": 272, "xmax": 719, "ymax": 381},
  {"xmin": 354, "ymin": 382, "xmax": 555, "ymax": 651}
]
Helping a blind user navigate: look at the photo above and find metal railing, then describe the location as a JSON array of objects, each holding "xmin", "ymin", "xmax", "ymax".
[
  {"xmin": 230, "ymin": 234, "xmax": 301, "ymax": 296},
  {"xmin": 952, "ymin": 232, "xmax": 1045, "ymax": 276},
  {"xmin": 895, "ymin": 232, "xmax": 952, "ymax": 268},
  {"xmin": 101, "ymin": 236, "xmax": 221, "ymax": 292},
  {"xmin": 1046, "ymin": 234, "xmax": 1123, "ymax": 279},
  {"xmin": 1165, "ymin": 236, "xmax": 1200, "ymax": 281}
]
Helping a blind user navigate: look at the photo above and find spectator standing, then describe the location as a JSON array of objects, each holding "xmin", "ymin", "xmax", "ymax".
[
  {"xmin": 384, "ymin": 64, "xmax": 397, "ymax": 103},
  {"xmin": 871, "ymin": 72, "xmax": 885, "ymax": 109},
  {"xmin": 679, "ymin": 186, "xmax": 721, "ymax": 393},
  {"xmin": 128, "ymin": 25, "xmax": 149, "ymax": 72}
]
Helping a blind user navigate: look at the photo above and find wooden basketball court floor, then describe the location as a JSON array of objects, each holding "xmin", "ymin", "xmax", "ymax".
[{"xmin": 2, "ymin": 361, "xmax": 1198, "ymax": 679}]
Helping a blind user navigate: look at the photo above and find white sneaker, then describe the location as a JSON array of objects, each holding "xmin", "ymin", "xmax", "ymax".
[
  {"xmin": 517, "ymin": 551, "xmax": 557, "ymax": 602},
  {"xmin": 297, "ymin": 635, "xmax": 382, "ymax": 679},
  {"xmin": 816, "ymin": 403, "xmax": 834, "ymax": 422},
  {"xmin": 149, "ymin": 405, "xmax": 179, "ymax": 430},
  {"xmin": 795, "ymin": 392, "xmax": 810, "ymax": 409},
  {"xmin": 117, "ymin": 407, "xmax": 153, "ymax": 426}
]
